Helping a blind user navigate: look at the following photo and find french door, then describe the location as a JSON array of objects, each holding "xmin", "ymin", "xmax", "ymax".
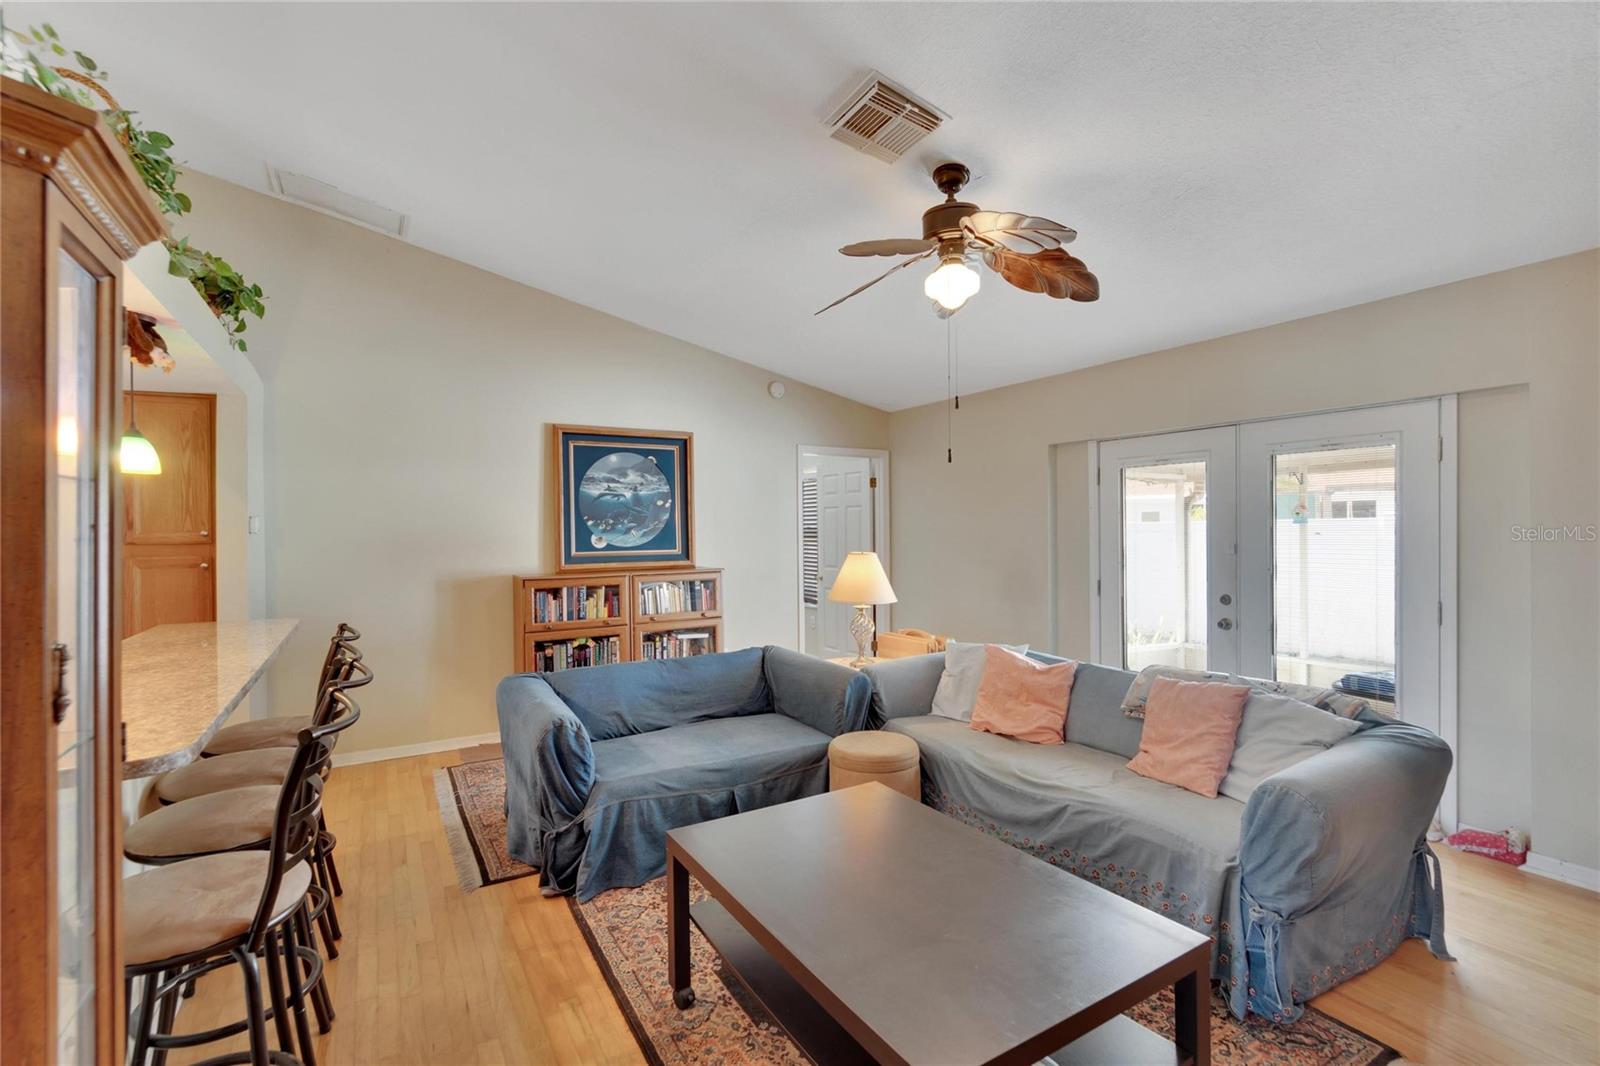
[
  {"xmin": 1096, "ymin": 400, "xmax": 1447, "ymax": 734},
  {"xmin": 1097, "ymin": 427, "xmax": 1239, "ymax": 675}
]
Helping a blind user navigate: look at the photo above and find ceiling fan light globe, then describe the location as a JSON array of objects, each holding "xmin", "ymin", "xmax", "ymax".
[{"xmin": 924, "ymin": 259, "xmax": 980, "ymax": 311}]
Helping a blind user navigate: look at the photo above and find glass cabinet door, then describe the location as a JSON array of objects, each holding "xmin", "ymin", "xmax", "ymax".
[{"xmin": 53, "ymin": 248, "xmax": 102, "ymax": 1066}]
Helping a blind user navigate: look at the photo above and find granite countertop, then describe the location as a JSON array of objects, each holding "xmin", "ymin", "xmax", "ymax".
[{"xmin": 122, "ymin": 618, "xmax": 300, "ymax": 778}]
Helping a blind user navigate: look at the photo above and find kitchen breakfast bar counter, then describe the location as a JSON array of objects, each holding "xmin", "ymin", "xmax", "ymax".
[{"xmin": 121, "ymin": 619, "xmax": 299, "ymax": 778}]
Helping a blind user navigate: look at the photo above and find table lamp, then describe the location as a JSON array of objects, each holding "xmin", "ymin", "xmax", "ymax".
[{"xmin": 827, "ymin": 551, "xmax": 898, "ymax": 667}]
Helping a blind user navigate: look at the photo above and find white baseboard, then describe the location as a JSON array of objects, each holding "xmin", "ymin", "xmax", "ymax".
[
  {"xmin": 334, "ymin": 732, "xmax": 500, "ymax": 768},
  {"xmin": 1522, "ymin": 852, "xmax": 1600, "ymax": 893}
]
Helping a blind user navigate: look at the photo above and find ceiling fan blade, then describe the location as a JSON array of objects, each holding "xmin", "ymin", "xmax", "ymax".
[
  {"xmin": 962, "ymin": 211, "xmax": 1077, "ymax": 253},
  {"xmin": 839, "ymin": 238, "xmax": 938, "ymax": 257},
  {"xmin": 814, "ymin": 249, "xmax": 936, "ymax": 315},
  {"xmin": 980, "ymin": 246, "xmax": 1099, "ymax": 302}
]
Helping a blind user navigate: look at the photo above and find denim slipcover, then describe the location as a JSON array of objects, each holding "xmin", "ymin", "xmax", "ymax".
[
  {"xmin": 862, "ymin": 652, "xmax": 1453, "ymax": 1022},
  {"xmin": 496, "ymin": 646, "xmax": 871, "ymax": 901}
]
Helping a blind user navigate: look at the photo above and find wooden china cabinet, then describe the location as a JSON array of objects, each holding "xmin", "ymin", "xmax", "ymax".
[{"xmin": 1, "ymin": 78, "xmax": 165, "ymax": 1065}]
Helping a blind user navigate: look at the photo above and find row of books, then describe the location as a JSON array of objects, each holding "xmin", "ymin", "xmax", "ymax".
[
  {"xmin": 533, "ymin": 635, "xmax": 623, "ymax": 672},
  {"xmin": 532, "ymin": 584, "xmax": 622, "ymax": 624},
  {"xmin": 638, "ymin": 630, "xmax": 714, "ymax": 660},
  {"xmin": 637, "ymin": 580, "xmax": 717, "ymax": 616}
]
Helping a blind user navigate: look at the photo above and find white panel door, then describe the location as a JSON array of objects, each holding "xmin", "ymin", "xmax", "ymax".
[
  {"xmin": 816, "ymin": 455, "xmax": 874, "ymax": 659},
  {"xmin": 1237, "ymin": 400, "xmax": 1442, "ymax": 731},
  {"xmin": 1097, "ymin": 427, "xmax": 1239, "ymax": 674}
]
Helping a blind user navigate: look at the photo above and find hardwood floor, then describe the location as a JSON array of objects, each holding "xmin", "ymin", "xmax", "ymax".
[{"xmin": 168, "ymin": 748, "xmax": 1600, "ymax": 1065}]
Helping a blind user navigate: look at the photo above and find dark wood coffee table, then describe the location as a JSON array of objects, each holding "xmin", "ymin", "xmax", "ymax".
[{"xmin": 667, "ymin": 783, "xmax": 1211, "ymax": 1066}]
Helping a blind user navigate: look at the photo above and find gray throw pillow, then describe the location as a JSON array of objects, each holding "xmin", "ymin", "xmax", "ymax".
[
  {"xmin": 930, "ymin": 641, "xmax": 1028, "ymax": 722},
  {"xmin": 1217, "ymin": 692, "xmax": 1362, "ymax": 802}
]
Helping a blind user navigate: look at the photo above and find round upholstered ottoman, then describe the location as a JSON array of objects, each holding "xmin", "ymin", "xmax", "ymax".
[{"xmin": 828, "ymin": 731, "xmax": 920, "ymax": 800}]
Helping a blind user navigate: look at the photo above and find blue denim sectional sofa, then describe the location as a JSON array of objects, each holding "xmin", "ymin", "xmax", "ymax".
[
  {"xmin": 496, "ymin": 646, "xmax": 869, "ymax": 901},
  {"xmin": 860, "ymin": 651, "xmax": 1454, "ymax": 1024},
  {"xmin": 497, "ymin": 644, "xmax": 1452, "ymax": 1025}
]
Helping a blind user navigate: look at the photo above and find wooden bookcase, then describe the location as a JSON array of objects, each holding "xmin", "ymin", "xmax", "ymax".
[{"xmin": 514, "ymin": 567, "xmax": 723, "ymax": 672}]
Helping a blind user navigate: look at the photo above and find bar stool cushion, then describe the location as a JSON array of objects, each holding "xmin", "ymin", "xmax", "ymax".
[
  {"xmin": 124, "ymin": 785, "xmax": 278, "ymax": 861},
  {"xmin": 828, "ymin": 731, "xmax": 921, "ymax": 799},
  {"xmin": 203, "ymin": 715, "xmax": 313, "ymax": 756},
  {"xmin": 155, "ymin": 748, "xmax": 295, "ymax": 804},
  {"xmin": 124, "ymin": 852, "xmax": 312, "ymax": 966}
]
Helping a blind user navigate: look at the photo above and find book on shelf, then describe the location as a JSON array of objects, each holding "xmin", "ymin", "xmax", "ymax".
[
  {"xmin": 639, "ymin": 630, "xmax": 714, "ymax": 660},
  {"xmin": 534, "ymin": 634, "xmax": 622, "ymax": 672},
  {"xmin": 532, "ymin": 583, "xmax": 622, "ymax": 624},
  {"xmin": 637, "ymin": 579, "xmax": 717, "ymax": 616}
]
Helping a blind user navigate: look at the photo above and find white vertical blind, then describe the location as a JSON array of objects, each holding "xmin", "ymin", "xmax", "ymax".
[{"xmin": 801, "ymin": 477, "xmax": 820, "ymax": 606}]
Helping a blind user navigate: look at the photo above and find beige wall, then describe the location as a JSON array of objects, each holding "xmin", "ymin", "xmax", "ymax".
[
  {"xmin": 890, "ymin": 251, "xmax": 1600, "ymax": 868},
  {"xmin": 176, "ymin": 172, "xmax": 889, "ymax": 756}
]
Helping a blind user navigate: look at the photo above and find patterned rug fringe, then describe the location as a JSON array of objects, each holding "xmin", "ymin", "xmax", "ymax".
[{"xmin": 433, "ymin": 767, "xmax": 486, "ymax": 892}]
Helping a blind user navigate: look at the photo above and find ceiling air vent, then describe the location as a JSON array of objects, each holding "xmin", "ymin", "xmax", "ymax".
[
  {"xmin": 825, "ymin": 72, "xmax": 946, "ymax": 164},
  {"xmin": 266, "ymin": 166, "xmax": 408, "ymax": 238}
]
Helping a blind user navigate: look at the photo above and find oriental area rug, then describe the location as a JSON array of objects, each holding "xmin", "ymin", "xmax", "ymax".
[{"xmin": 436, "ymin": 758, "xmax": 1398, "ymax": 1065}]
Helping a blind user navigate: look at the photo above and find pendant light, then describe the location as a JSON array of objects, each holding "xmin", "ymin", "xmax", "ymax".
[{"xmin": 120, "ymin": 356, "xmax": 161, "ymax": 476}]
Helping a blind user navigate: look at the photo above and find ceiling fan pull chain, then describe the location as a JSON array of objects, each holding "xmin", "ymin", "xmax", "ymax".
[
  {"xmin": 953, "ymin": 314, "xmax": 960, "ymax": 410},
  {"xmin": 945, "ymin": 315, "xmax": 954, "ymax": 463}
]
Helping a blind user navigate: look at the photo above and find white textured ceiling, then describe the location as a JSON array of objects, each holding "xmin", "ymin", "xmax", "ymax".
[{"xmin": 20, "ymin": 3, "xmax": 1598, "ymax": 410}]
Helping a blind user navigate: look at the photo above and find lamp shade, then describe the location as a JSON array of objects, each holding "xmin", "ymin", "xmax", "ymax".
[
  {"xmin": 827, "ymin": 551, "xmax": 897, "ymax": 605},
  {"xmin": 119, "ymin": 428, "xmax": 162, "ymax": 476}
]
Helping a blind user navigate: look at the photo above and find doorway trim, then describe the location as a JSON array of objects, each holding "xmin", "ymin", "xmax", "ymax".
[{"xmin": 796, "ymin": 445, "xmax": 891, "ymax": 651}]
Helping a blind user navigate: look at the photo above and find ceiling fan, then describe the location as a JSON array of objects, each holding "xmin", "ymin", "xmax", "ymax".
[{"xmin": 817, "ymin": 162, "xmax": 1098, "ymax": 317}]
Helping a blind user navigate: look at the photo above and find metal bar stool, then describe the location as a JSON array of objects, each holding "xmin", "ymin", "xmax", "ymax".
[
  {"xmin": 123, "ymin": 689, "xmax": 361, "ymax": 1066},
  {"xmin": 202, "ymin": 625, "xmax": 362, "ymax": 758},
  {"xmin": 148, "ymin": 654, "xmax": 371, "ymax": 957}
]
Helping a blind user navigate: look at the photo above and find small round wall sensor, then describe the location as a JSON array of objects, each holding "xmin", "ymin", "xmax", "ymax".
[{"xmin": 767, "ymin": 381, "xmax": 786, "ymax": 399}]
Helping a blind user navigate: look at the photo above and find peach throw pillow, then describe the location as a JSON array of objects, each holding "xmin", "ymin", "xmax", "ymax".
[
  {"xmin": 1126, "ymin": 676, "xmax": 1251, "ymax": 797},
  {"xmin": 968, "ymin": 646, "xmax": 1076, "ymax": 745}
]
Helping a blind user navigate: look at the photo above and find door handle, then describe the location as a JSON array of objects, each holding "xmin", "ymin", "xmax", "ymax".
[
  {"xmin": 1216, "ymin": 618, "xmax": 1233, "ymax": 631},
  {"xmin": 199, "ymin": 562, "xmax": 210, "ymax": 570},
  {"xmin": 200, "ymin": 530, "xmax": 209, "ymax": 537},
  {"xmin": 50, "ymin": 643, "xmax": 70, "ymax": 725}
]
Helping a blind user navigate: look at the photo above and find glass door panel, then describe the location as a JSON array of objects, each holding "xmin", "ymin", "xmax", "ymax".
[
  {"xmin": 1271, "ymin": 444, "xmax": 1398, "ymax": 694},
  {"xmin": 1121, "ymin": 459, "xmax": 1210, "ymax": 670},
  {"xmin": 1237, "ymin": 401, "xmax": 1442, "ymax": 729},
  {"xmin": 54, "ymin": 249, "xmax": 99, "ymax": 1066},
  {"xmin": 1097, "ymin": 427, "xmax": 1238, "ymax": 674}
]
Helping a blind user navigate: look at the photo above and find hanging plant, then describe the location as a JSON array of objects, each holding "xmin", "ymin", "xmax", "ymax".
[{"xmin": 2, "ymin": 20, "xmax": 266, "ymax": 351}]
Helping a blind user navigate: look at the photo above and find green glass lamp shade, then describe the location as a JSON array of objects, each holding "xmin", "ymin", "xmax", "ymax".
[{"xmin": 119, "ymin": 427, "xmax": 162, "ymax": 476}]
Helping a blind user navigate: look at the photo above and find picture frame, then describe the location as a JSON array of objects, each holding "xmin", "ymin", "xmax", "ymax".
[{"xmin": 552, "ymin": 424, "xmax": 695, "ymax": 571}]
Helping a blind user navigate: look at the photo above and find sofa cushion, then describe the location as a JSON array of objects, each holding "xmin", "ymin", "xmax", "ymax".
[
  {"xmin": 931, "ymin": 641, "xmax": 1028, "ymax": 722},
  {"xmin": 1218, "ymin": 692, "xmax": 1362, "ymax": 802},
  {"xmin": 1059, "ymin": 661, "xmax": 1142, "ymax": 758},
  {"xmin": 587, "ymin": 713, "xmax": 831, "ymax": 810},
  {"xmin": 1127, "ymin": 678, "xmax": 1250, "ymax": 798},
  {"xmin": 543, "ymin": 646, "xmax": 770, "ymax": 740},
  {"xmin": 969, "ymin": 646, "xmax": 1074, "ymax": 745},
  {"xmin": 885, "ymin": 715, "xmax": 1244, "ymax": 863}
]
